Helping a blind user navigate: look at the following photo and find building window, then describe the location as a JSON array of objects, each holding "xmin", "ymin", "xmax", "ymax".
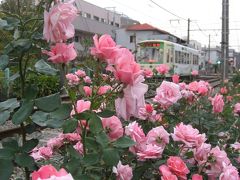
[
  {"xmin": 101, "ymin": 18, "xmax": 105, "ymax": 23},
  {"xmin": 93, "ymin": 16, "xmax": 99, "ymax": 21},
  {"xmin": 115, "ymin": 23, "xmax": 119, "ymax": 27},
  {"xmin": 74, "ymin": 36, "xmax": 79, "ymax": 42},
  {"xmin": 110, "ymin": 21, "xmax": 114, "ymax": 25},
  {"xmin": 130, "ymin": 35, "xmax": 136, "ymax": 43},
  {"xmin": 83, "ymin": 12, "xmax": 91, "ymax": 18}
]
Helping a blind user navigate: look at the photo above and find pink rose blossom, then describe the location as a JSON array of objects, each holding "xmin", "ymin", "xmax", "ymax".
[
  {"xmin": 172, "ymin": 74, "xmax": 180, "ymax": 84},
  {"xmin": 156, "ymin": 64, "xmax": 170, "ymax": 75},
  {"xmin": 72, "ymin": 100, "xmax": 91, "ymax": 114},
  {"xmin": 73, "ymin": 141, "xmax": 84, "ymax": 155},
  {"xmin": 226, "ymin": 96, "xmax": 233, "ymax": 102},
  {"xmin": 32, "ymin": 164, "xmax": 73, "ymax": 180},
  {"xmin": 179, "ymin": 82, "xmax": 188, "ymax": 90},
  {"xmin": 188, "ymin": 81, "xmax": 199, "ymax": 92},
  {"xmin": 137, "ymin": 144, "xmax": 163, "ymax": 161},
  {"xmin": 112, "ymin": 161, "xmax": 133, "ymax": 180},
  {"xmin": 197, "ymin": 81, "xmax": 209, "ymax": 95},
  {"xmin": 114, "ymin": 48, "xmax": 142, "ymax": 85},
  {"xmin": 146, "ymin": 126, "xmax": 170, "ymax": 148},
  {"xmin": 219, "ymin": 163, "xmax": 240, "ymax": 180},
  {"xmin": 159, "ymin": 165, "xmax": 178, "ymax": 180},
  {"xmin": 167, "ymin": 156, "xmax": 190, "ymax": 180},
  {"xmin": 234, "ymin": 103, "xmax": 240, "ymax": 116},
  {"xmin": 154, "ymin": 81, "xmax": 182, "ymax": 108},
  {"xmin": 191, "ymin": 70, "xmax": 199, "ymax": 76},
  {"xmin": 97, "ymin": 85, "xmax": 111, "ymax": 95},
  {"xmin": 38, "ymin": 147, "xmax": 53, "ymax": 159},
  {"xmin": 161, "ymin": 174, "xmax": 178, "ymax": 180},
  {"xmin": 172, "ymin": 122, "xmax": 206, "ymax": 148},
  {"xmin": 231, "ymin": 142, "xmax": 240, "ymax": 150},
  {"xmin": 75, "ymin": 69, "xmax": 86, "ymax": 77},
  {"xmin": 43, "ymin": 1, "xmax": 78, "ymax": 42},
  {"xmin": 62, "ymin": 133, "xmax": 81, "ymax": 142},
  {"xmin": 83, "ymin": 86, "xmax": 92, "ymax": 96},
  {"xmin": 138, "ymin": 104, "xmax": 156, "ymax": 120},
  {"xmin": 90, "ymin": 34, "xmax": 119, "ymax": 63},
  {"xmin": 181, "ymin": 90, "xmax": 195, "ymax": 103},
  {"xmin": 220, "ymin": 87, "xmax": 228, "ymax": 94},
  {"xmin": 192, "ymin": 174, "xmax": 203, "ymax": 180},
  {"xmin": 43, "ymin": 43, "xmax": 77, "ymax": 64},
  {"xmin": 209, "ymin": 94, "xmax": 224, "ymax": 113},
  {"xmin": 66, "ymin": 73, "xmax": 79, "ymax": 85},
  {"xmin": 125, "ymin": 121, "xmax": 146, "ymax": 143},
  {"xmin": 194, "ymin": 143, "xmax": 211, "ymax": 165},
  {"xmin": 143, "ymin": 68, "xmax": 153, "ymax": 78},
  {"xmin": 102, "ymin": 116, "xmax": 124, "ymax": 141},
  {"xmin": 83, "ymin": 76, "xmax": 92, "ymax": 84},
  {"xmin": 115, "ymin": 75, "xmax": 148, "ymax": 120},
  {"xmin": 47, "ymin": 137, "xmax": 64, "ymax": 149},
  {"xmin": 206, "ymin": 146, "xmax": 231, "ymax": 177}
]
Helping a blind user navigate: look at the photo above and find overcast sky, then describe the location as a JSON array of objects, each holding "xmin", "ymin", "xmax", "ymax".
[{"xmin": 84, "ymin": 0, "xmax": 240, "ymax": 52}]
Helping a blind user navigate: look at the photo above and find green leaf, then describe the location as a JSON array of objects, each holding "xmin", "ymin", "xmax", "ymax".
[
  {"xmin": 62, "ymin": 119, "xmax": 78, "ymax": 133},
  {"xmin": 35, "ymin": 93, "xmax": 61, "ymax": 112},
  {"xmin": 96, "ymin": 132, "xmax": 109, "ymax": 148},
  {"xmin": 0, "ymin": 111, "xmax": 10, "ymax": 125},
  {"xmin": 15, "ymin": 153, "xmax": 35, "ymax": 169},
  {"xmin": 0, "ymin": 149, "xmax": 14, "ymax": 160},
  {"xmin": 31, "ymin": 111, "xmax": 49, "ymax": 126},
  {"xmin": 2, "ymin": 138, "xmax": 18, "ymax": 151},
  {"xmin": 89, "ymin": 114, "xmax": 103, "ymax": 134},
  {"xmin": 12, "ymin": 101, "xmax": 34, "ymax": 125},
  {"xmin": 85, "ymin": 137, "xmax": 99, "ymax": 151},
  {"xmin": 82, "ymin": 153, "xmax": 99, "ymax": 166},
  {"xmin": 102, "ymin": 148, "xmax": 119, "ymax": 166},
  {"xmin": 0, "ymin": 55, "xmax": 9, "ymax": 70},
  {"xmin": 97, "ymin": 110, "xmax": 115, "ymax": 118},
  {"xmin": 0, "ymin": 98, "xmax": 19, "ymax": 112},
  {"xmin": 13, "ymin": 39, "xmax": 31, "ymax": 52},
  {"xmin": 50, "ymin": 104, "xmax": 72, "ymax": 120},
  {"xmin": 22, "ymin": 139, "xmax": 39, "ymax": 152},
  {"xmin": 0, "ymin": 160, "xmax": 14, "ymax": 180},
  {"xmin": 113, "ymin": 136, "xmax": 135, "ymax": 148},
  {"xmin": 35, "ymin": 60, "xmax": 58, "ymax": 76},
  {"xmin": 24, "ymin": 85, "xmax": 38, "ymax": 100}
]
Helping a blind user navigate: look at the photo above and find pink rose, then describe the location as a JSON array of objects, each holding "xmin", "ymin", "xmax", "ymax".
[
  {"xmin": 43, "ymin": 43, "xmax": 77, "ymax": 64},
  {"xmin": 220, "ymin": 87, "xmax": 228, "ymax": 94},
  {"xmin": 73, "ymin": 141, "xmax": 84, "ymax": 155},
  {"xmin": 226, "ymin": 96, "xmax": 233, "ymax": 102},
  {"xmin": 192, "ymin": 174, "xmax": 203, "ymax": 180},
  {"xmin": 156, "ymin": 64, "xmax": 170, "ymax": 75},
  {"xmin": 167, "ymin": 156, "xmax": 190, "ymax": 180},
  {"xmin": 209, "ymin": 94, "xmax": 224, "ymax": 113},
  {"xmin": 194, "ymin": 143, "xmax": 211, "ymax": 165},
  {"xmin": 90, "ymin": 34, "xmax": 119, "ymax": 63},
  {"xmin": 83, "ymin": 86, "xmax": 92, "ymax": 96},
  {"xmin": 161, "ymin": 174, "xmax": 178, "ymax": 180},
  {"xmin": 219, "ymin": 163, "xmax": 240, "ymax": 180},
  {"xmin": 125, "ymin": 121, "xmax": 145, "ymax": 143},
  {"xmin": 154, "ymin": 81, "xmax": 182, "ymax": 108},
  {"xmin": 146, "ymin": 126, "xmax": 170, "ymax": 148},
  {"xmin": 43, "ymin": 1, "xmax": 78, "ymax": 42},
  {"xmin": 71, "ymin": 100, "xmax": 91, "ymax": 115},
  {"xmin": 75, "ymin": 70, "xmax": 86, "ymax": 77},
  {"xmin": 47, "ymin": 137, "xmax": 64, "ymax": 149},
  {"xmin": 112, "ymin": 161, "xmax": 133, "ymax": 180},
  {"xmin": 114, "ymin": 48, "xmax": 142, "ymax": 85},
  {"xmin": 38, "ymin": 147, "xmax": 53, "ymax": 159},
  {"xmin": 188, "ymin": 81, "xmax": 198, "ymax": 92},
  {"xmin": 62, "ymin": 133, "xmax": 81, "ymax": 142},
  {"xmin": 179, "ymin": 82, "xmax": 188, "ymax": 90},
  {"xmin": 136, "ymin": 144, "xmax": 163, "ymax": 161},
  {"xmin": 66, "ymin": 73, "xmax": 79, "ymax": 85},
  {"xmin": 191, "ymin": 70, "xmax": 199, "ymax": 76},
  {"xmin": 172, "ymin": 74, "xmax": 180, "ymax": 84},
  {"xmin": 102, "ymin": 116, "xmax": 124, "ymax": 141},
  {"xmin": 32, "ymin": 165, "xmax": 73, "ymax": 180},
  {"xmin": 97, "ymin": 85, "xmax": 111, "ymax": 95},
  {"xmin": 234, "ymin": 103, "xmax": 240, "ymax": 116},
  {"xmin": 181, "ymin": 90, "xmax": 195, "ymax": 103},
  {"xmin": 83, "ymin": 76, "xmax": 92, "ymax": 84},
  {"xmin": 206, "ymin": 146, "xmax": 230, "ymax": 177},
  {"xmin": 231, "ymin": 142, "xmax": 240, "ymax": 150},
  {"xmin": 197, "ymin": 81, "xmax": 209, "ymax": 95},
  {"xmin": 172, "ymin": 122, "xmax": 206, "ymax": 148},
  {"xmin": 138, "ymin": 104, "xmax": 156, "ymax": 120},
  {"xmin": 115, "ymin": 75, "xmax": 148, "ymax": 120},
  {"xmin": 143, "ymin": 68, "xmax": 153, "ymax": 78}
]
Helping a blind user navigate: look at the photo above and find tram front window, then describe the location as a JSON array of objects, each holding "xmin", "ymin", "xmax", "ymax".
[{"xmin": 138, "ymin": 47, "xmax": 161, "ymax": 63}]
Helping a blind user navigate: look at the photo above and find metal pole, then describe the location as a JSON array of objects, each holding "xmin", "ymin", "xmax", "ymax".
[
  {"xmin": 208, "ymin": 34, "xmax": 211, "ymax": 74},
  {"xmin": 187, "ymin": 18, "xmax": 190, "ymax": 44}
]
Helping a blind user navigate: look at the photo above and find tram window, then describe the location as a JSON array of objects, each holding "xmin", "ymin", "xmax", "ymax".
[
  {"xmin": 186, "ymin": 53, "xmax": 189, "ymax": 64},
  {"xmin": 167, "ymin": 49, "xmax": 170, "ymax": 63}
]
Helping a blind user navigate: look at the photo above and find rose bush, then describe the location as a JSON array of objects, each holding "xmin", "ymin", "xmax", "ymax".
[{"xmin": 0, "ymin": 0, "xmax": 240, "ymax": 180}]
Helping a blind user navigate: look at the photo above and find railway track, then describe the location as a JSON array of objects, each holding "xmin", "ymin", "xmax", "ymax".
[{"xmin": 0, "ymin": 75, "xmax": 223, "ymax": 140}]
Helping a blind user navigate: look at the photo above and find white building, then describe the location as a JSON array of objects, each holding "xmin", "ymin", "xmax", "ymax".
[{"xmin": 115, "ymin": 23, "xmax": 185, "ymax": 53}]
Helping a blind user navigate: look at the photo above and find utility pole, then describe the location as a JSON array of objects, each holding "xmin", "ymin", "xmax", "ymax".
[
  {"xmin": 187, "ymin": 18, "xmax": 190, "ymax": 44},
  {"xmin": 208, "ymin": 34, "xmax": 211, "ymax": 74},
  {"xmin": 221, "ymin": 0, "xmax": 229, "ymax": 80}
]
